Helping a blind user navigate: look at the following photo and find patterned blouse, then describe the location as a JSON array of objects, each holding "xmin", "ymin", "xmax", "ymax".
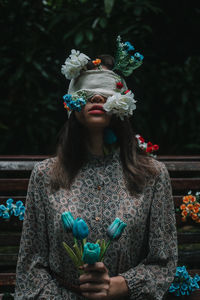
[{"xmin": 15, "ymin": 151, "xmax": 177, "ymax": 300}]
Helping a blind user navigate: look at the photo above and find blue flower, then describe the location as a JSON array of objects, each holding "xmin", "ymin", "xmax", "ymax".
[
  {"xmin": 107, "ymin": 218, "xmax": 127, "ymax": 240},
  {"xmin": 2, "ymin": 211, "xmax": 10, "ymax": 219},
  {"xmin": 176, "ymin": 266, "xmax": 189, "ymax": 279},
  {"xmin": 73, "ymin": 218, "xmax": 89, "ymax": 240},
  {"xmin": 124, "ymin": 41, "xmax": 135, "ymax": 52},
  {"xmin": 6, "ymin": 198, "xmax": 13, "ymax": 209},
  {"xmin": 61, "ymin": 212, "xmax": 75, "ymax": 232},
  {"xmin": 16, "ymin": 201, "xmax": 23, "ymax": 208},
  {"xmin": 0, "ymin": 205, "xmax": 8, "ymax": 218},
  {"xmin": 134, "ymin": 52, "xmax": 144, "ymax": 61},
  {"xmin": 82, "ymin": 242, "xmax": 101, "ymax": 264},
  {"xmin": 63, "ymin": 94, "xmax": 86, "ymax": 112},
  {"xmin": 169, "ymin": 266, "xmax": 200, "ymax": 295}
]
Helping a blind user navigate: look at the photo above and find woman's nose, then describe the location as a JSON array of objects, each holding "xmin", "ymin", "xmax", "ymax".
[{"xmin": 89, "ymin": 94, "xmax": 107, "ymax": 103}]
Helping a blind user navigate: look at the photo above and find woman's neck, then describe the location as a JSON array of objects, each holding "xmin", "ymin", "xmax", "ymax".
[{"xmin": 87, "ymin": 130, "xmax": 104, "ymax": 156}]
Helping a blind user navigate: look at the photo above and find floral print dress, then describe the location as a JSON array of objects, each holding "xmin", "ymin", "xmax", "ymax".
[{"xmin": 15, "ymin": 151, "xmax": 177, "ymax": 300}]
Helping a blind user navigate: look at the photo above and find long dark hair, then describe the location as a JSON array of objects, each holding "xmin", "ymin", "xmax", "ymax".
[
  {"xmin": 51, "ymin": 55, "xmax": 158, "ymax": 194},
  {"xmin": 51, "ymin": 113, "xmax": 157, "ymax": 195}
]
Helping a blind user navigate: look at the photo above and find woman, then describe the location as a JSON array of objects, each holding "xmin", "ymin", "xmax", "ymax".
[{"xmin": 15, "ymin": 44, "xmax": 177, "ymax": 299}]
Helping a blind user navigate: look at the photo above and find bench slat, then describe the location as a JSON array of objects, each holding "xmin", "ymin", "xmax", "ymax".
[
  {"xmin": 164, "ymin": 161, "xmax": 200, "ymax": 172},
  {"xmin": 171, "ymin": 178, "xmax": 200, "ymax": 190},
  {"xmin": 0, "ymin": 273, "xmax": 16, "ymax": 287},
  {"xmin": 0, "ymin": 179, "xmax": 29, "ymax": 192}
]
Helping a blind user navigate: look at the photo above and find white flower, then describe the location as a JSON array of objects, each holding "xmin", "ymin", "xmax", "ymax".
[
  {"xmin": 103, "ymin": 91, "xmax": 136, "ymax": 120},
  {"xmin": 61, "ymin": 49, "xmax": 90, "ymax": 80}
]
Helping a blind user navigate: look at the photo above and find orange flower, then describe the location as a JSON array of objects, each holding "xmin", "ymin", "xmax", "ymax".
[
  {"xmin": 183, "ymin": 196, "xmax": 190, "ymax": 204},
  {"xmin": 195, "ymin": 203, "xmax": 200, "ymax": 208},
  {"xmin": 181, "ymin": 216, "xmax": 187, "ymax": 222},
  {"xmin": 92, "ymin": 59, "xmax": 101, "ymax": 65},
  {"xmin": 181, "ymin": 210, "xmax": 188, "ymax": 217},
  {"xmin": 180, "ymin": 204, "xmax": 186, "ymax": 210},
  {"xmin": 64, "ymin": 103, "xmax": 70, "ymax": 111},
  {"xmin": 191, "ymin": 213, "xmax": 198, "ymax": 221},
  {"xmin": 188, "ymin": 195, "xmax": 196, "ymax": 202},
  {"xmin": 187, "ymin": 204, "xmax": 194, "ymax": 210},
  {"xmin": 193, "ymin": 205, "xmax": 199, "ymax": 213}
]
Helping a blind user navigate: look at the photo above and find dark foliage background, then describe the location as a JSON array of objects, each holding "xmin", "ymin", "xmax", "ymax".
[{"xmin": 0, "ymin": 0, "xmax": 200, "ymax": 155}]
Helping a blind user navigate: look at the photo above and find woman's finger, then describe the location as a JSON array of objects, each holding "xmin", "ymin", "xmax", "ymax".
[
  {"xmin": 79, "ymin": 272, "xmax": 110, "ymax": 284},
  {"xmin": 80, "ymin": 282, "xmax": 106, "ymax": 292},
  {"xmin": 79, "ymin": 272, "xmax": 106, "ymax": 284},
  {"xmin": 82, "ymin": 291, "xmax": 108, "ymax": 300},
  {"xmin": 82, "ymin": 262, "xmax": 108, "ymax": 273}
]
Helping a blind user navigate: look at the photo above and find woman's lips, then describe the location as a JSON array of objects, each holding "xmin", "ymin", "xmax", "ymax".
[{"xmin": 88, "ymin": 105, "xmax": 105, "ymax": 115}]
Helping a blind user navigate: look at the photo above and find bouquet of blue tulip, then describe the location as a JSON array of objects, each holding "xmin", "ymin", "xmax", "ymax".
[{"xmin": 61, "ymin": 212, "xmax": 127, "ymax": 270}]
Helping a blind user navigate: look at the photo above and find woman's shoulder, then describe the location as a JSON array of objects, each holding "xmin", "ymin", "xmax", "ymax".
[
  {"xmin": 149, "ymin": 157, "xmax": 170, "ymax": 183},
  {"xmin": 151, "ymin": 157, "xmax": 167, "ymax": 172},
  {"xmin": 31, "ymin": 156, "xmax": 58, "ymax": 181}
]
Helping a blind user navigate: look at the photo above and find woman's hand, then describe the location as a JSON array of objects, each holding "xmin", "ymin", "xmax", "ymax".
[{"xmin": 79, "ymin": 262, "xmax": 129, "ymax": 299}]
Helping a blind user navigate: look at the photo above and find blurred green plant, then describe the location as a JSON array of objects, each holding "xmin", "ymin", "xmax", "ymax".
[{"xmin": 0, "ymin": 0, "xmax": 199, "ymax": 154}]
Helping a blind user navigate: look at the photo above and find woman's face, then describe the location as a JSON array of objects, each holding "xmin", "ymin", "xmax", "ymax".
[{"xmin": 75, "ymin": 94, "xmax": 112, "ymax": 130}]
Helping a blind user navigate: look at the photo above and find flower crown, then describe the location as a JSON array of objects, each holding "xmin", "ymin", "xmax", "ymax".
[{"xmin": 61, "ymin": 36, "xmax": 143, "ymax": 119}]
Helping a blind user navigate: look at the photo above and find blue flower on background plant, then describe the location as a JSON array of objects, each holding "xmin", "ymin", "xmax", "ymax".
[
  {"xmin": 169, "ymin": 265, "xmax": 200, "ymax": 296},
  {"xmin": 82, "ymin": 242, "xmax": 101, "ymax": 264},
  {"xmin": 6, "ymin": 198, "xmax": 13, "ymax": 209},
  {"xmin": 73, "ymin": 218, "xmax": 89, "ymax": 240},
  {"xmin": 107, "ymin": 217, "xmax": 127, "ymax": 240},
  {"xmin": 124, "ymin": 41, "xmax": 135, "ymax": 52},
  {"xmin": 61, "ymin": 211, "xmax": 75, "ymax": 232},
  {"xmin": 0, "ymin": 199, "xmax": 25, "ymax": 220}
]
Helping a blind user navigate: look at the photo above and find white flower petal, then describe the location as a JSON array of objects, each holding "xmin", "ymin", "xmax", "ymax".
[
  {"xmin": 61, "ymin": 50, "xmax": 90, "ymax": 80},
  {"xmin": 103, "ymin": 92, "xmax": 137, "ymax": 118}
]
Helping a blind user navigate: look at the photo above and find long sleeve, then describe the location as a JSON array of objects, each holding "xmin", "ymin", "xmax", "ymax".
[
  {"xmin": 14, "ymin": 164, "xmax": 81, "ymax": 300},
  {"xmin": 119, "ymin": 163, "xmax": 178, "ymax": 300}
]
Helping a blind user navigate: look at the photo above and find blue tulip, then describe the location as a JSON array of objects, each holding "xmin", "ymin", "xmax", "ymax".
[
  {"xmin": 82, "ymin": 242, "xmax": 100, "ymax": 264},
  {"xmin": 107, "ymin": 218, "xmax": 127, "ymax": 240},
  {"xmin": 73, "ymin": 218, "xmax": 89, "ymax": 240},
  {"xmin": 61, "ymin": 212, "xmax": 75, "ymax": 232}
]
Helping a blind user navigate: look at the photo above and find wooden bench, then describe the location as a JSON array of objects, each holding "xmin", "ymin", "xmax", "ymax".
[{"xmin": 0, "ymin": 155, "xmax": 200, "ymax": 299}]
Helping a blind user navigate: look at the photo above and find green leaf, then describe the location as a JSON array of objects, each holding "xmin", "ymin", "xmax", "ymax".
[
  {"xmin": 92, "ymin": 17, "xmax": 100, "ymax": 29},
  {"xmin": 73, "ymin": 240, "xmax": 83, "ymax": 265},
  {"xmin": 104, "ymin": 0, "xmax": 115, "ymax": 17},
  {"xmin": 100, "ymin": 240, "xmax": 111, "ymax": 261},
  {"xmin": 74, "ymin": 32, "xmax": 84, "ymax": 46},
  {"xmin": 63, "ymin": 242, "xmax": 79, "ymax": 267},
  {"xmin": 99, "ymin": 17, "xmax": 107, "ymax": 29},
  {"xmin": 85, "ymin": 29, "xmax": 93, "ymax": 42}
]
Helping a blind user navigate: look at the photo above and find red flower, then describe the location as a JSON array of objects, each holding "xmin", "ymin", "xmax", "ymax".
[
  {"xmin": 147, "ymin": 141, "xmax": 153, "ymax": 147},
  {"xmin": 124, "ymin": 89, "xmax": 130, "ymax": 94},
  {"xmin": 139, "ymin": 136, "xmax": 145, "ymax": 143},
  {"xmin": 116, "ymin": 82, "xmax": 124, "ymax": 89},
  {"xmin": 146, "ymin": 147, "xmax": 153, "ymax": 153},
  {"xmin": 153, "ymin": 144, "xmax": 159, "ymax": 151}
]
